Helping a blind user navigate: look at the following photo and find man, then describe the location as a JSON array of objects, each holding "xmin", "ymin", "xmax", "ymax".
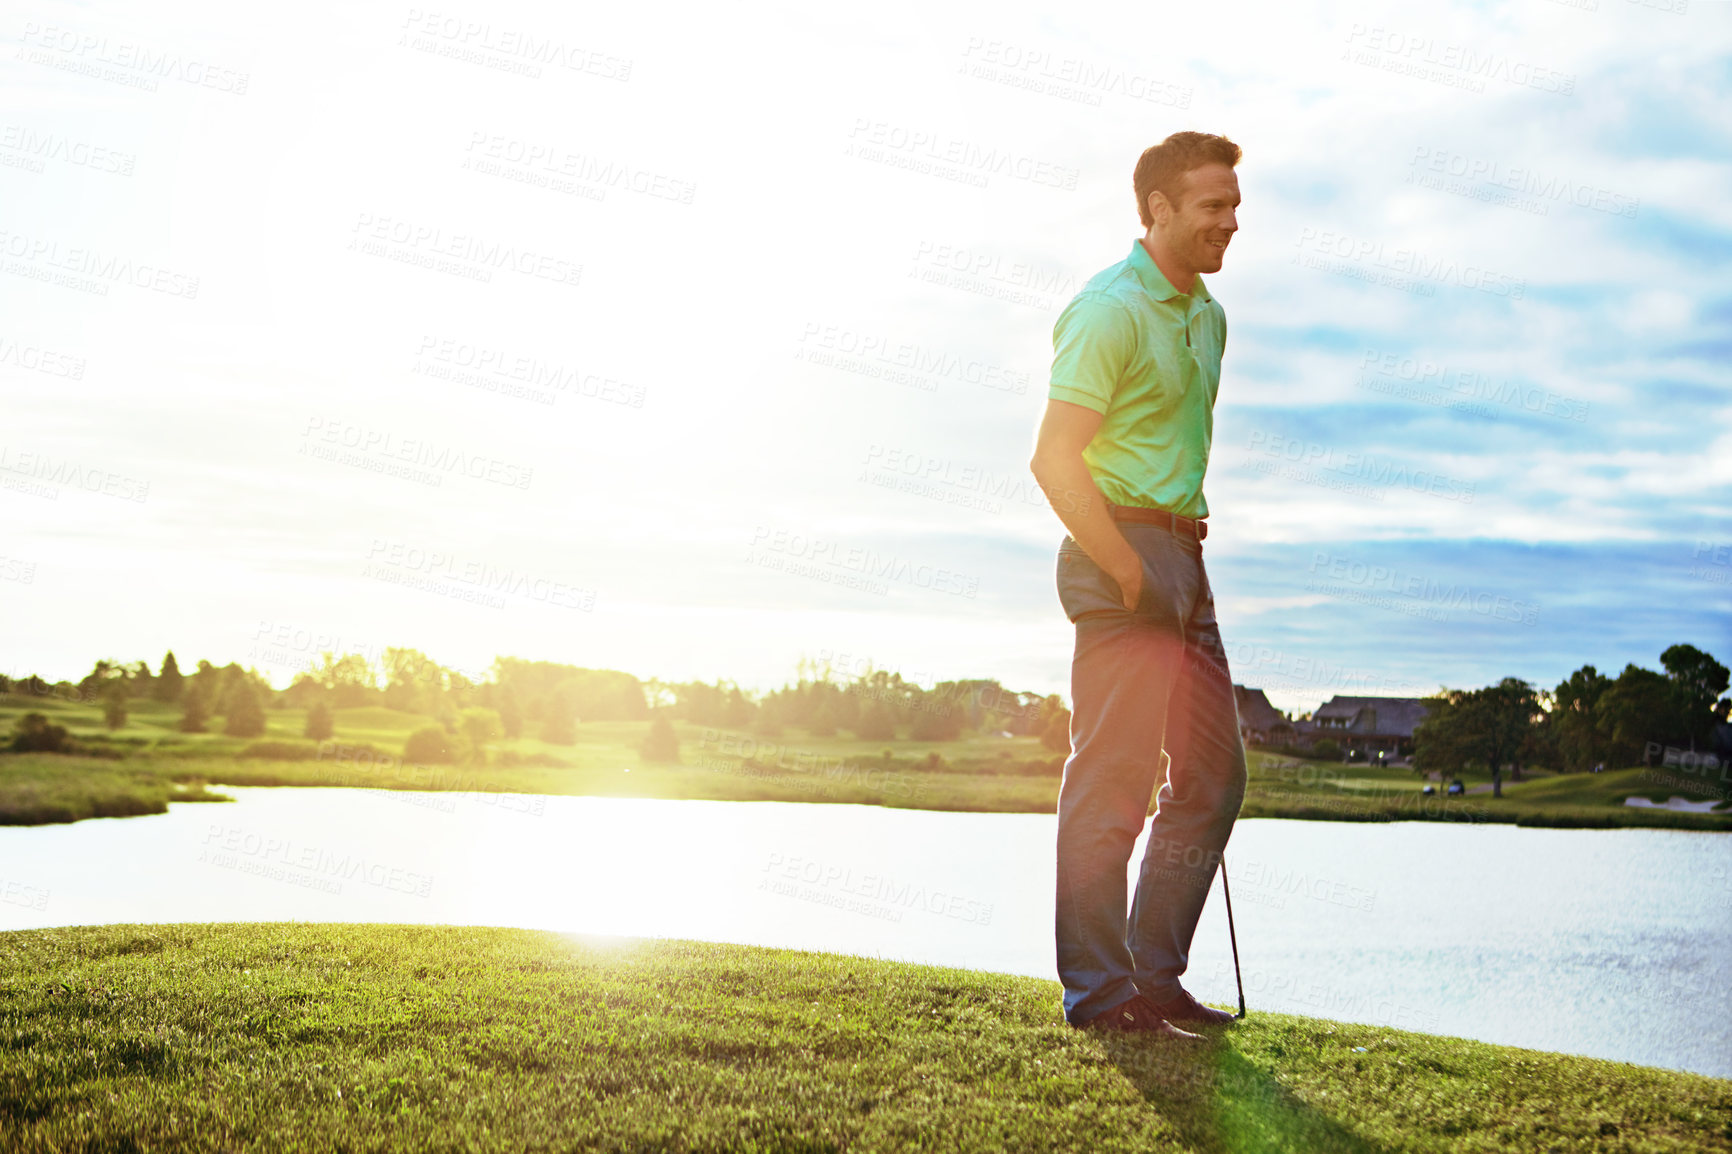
[{"xmin": 1028, "ymin": 131, "xmax": 1248, "ymax": 1040}]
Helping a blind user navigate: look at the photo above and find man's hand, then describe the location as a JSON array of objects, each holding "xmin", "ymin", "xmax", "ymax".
[
  {"xmin": 1110, "ymin": 556, "xmax": 1143, "ymax": 612},
  {"xmin": 1030, "ymin": 398, "xmax": 1142, "ymax": 611}
]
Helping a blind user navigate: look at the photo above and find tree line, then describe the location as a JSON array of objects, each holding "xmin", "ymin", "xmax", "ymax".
[
  {"xmin": 1412, "ymin": 644, "xmax": 1730, "ymax": 795},
  {"xmin": 0, "ymin": 648, "xmax": 1069, "ymax": 749}
]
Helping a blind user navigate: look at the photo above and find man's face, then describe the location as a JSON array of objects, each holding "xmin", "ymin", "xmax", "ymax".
[{"xmin": 1156, "ymin": 162, "xmax": 1240, "ymax": 276}]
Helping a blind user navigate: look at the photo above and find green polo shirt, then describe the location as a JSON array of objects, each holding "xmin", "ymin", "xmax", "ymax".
[{"xmin": 1047, "ymin": 239, "xmax": 1226, "ymax": 519}]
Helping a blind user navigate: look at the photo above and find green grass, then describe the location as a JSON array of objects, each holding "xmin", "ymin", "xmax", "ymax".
[
  {"xmin": 0, "ymin": 754, "xmax": 229, "ymax": 825},
  {"xmin": 2, "ymin": 924, "xmax": 1727, "ymax": 1153},
  {"xmin": 5, "ymin": 691, "xmax": 1728, "ymax": 830}
]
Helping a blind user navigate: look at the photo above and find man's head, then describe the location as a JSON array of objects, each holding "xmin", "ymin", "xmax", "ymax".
[{"xmin": 1134, "ymin": 132, "xmax": 1242, "ymax": 282}]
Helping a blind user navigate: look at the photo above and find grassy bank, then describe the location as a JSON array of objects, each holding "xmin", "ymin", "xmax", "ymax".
[
  {"xmin": 0, "ymin": 754, "xmax": 229, "ymax": 825},
  {"xmin": 4, "ymin": 924, "xmax": 1728, "ymax": 1153},
  {"xmin": 4, "ymin": 691, "xmax": 1728, "ymax": 830}
]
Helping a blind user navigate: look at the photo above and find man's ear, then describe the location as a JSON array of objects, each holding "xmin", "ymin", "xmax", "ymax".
[{"xmin": 1146, "ymin": 190, "xmax": 1171, "ymax": 229}]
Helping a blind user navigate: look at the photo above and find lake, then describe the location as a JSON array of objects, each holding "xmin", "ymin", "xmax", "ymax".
[{"xmin": 3, "ymin": 787, "xmax": 1728, "ymax": 1079}]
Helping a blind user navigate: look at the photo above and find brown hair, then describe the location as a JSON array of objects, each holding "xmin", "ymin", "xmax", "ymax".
[{"xmin": 1133, "ymin": 132, "xmax": 1242, "ymax": 228}]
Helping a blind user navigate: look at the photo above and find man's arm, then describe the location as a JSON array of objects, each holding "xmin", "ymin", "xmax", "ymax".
[{"xmin": 1030, "ymin": 399, "xmax": 1142, "ymax": 612}]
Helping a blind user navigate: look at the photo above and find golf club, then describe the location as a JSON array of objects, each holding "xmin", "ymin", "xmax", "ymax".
[{"xmin": 1220, "ymin": 855, "xmax": 1247, "ymax": 1019}]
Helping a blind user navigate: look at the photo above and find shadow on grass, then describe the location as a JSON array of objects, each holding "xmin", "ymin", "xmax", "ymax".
[{"xmin": 1097, "ymin": 1031, "xmax": 1386, "ymax": 1154}]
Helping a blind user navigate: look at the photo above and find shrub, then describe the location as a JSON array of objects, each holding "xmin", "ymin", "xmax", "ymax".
[
  {"xmin": 8, "ymin": 712, "xmax": 72, "ymax": 753},
  {"xmin": 639, "ymin": 714, "xmax": 680, "ymax": 764},
  {"xmin": 1040, "ymin": 709, "xmax": 1072, "ymax": 752},
  {"xmin": 304, "ymin": 701, "xmax": 334, "ymax": 741},
  {"xmin": 1310, "ymin": 738, "xmax": 1343, "ymax": 761},
  {"xmin": 404, "ymin": 726, "xmax": 456, "ymax": 765}
]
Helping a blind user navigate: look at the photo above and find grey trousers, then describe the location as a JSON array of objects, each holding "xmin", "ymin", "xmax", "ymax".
[{"xmin": 1053, "ymin": 524, "xmax": 1248, "ymax": 1025}]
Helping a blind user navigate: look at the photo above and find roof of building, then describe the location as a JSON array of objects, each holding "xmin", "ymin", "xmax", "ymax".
[
  {"xmin": 1233, "ymin": 685, "xmax": 1288, "ymax": 731},
  {"xmin": 1309, "ymin": 695, "xmax": 1431, "ymax": 738}
]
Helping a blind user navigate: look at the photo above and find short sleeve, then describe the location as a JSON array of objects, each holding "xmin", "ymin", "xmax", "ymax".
[{"xmin": 1048, "ymin": 293, "xmax": 1135, "ymax": 415}]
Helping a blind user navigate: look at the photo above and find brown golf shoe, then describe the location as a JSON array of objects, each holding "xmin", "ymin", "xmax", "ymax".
[
  {"xmin": 1079, "ymin": 994, "xmax": 1205, "ymax": 1040},
  {"xmin": 1147, "ymin": 987, "xmax": 1238, "ymax": 1026}
]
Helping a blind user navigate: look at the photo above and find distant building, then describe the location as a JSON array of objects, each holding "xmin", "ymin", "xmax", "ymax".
[
  {"xmin": 1232, "ymin": 686, "xmax": 1294, "ymax": 747},
  {"xmin": 1301, "ymin": 695, "xmax": 1431, "ymax": 758}
]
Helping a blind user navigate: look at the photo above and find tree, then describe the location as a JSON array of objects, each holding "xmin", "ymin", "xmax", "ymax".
[
  {"xmin": 457, "ymin": 708, "xmax": 503, "ymax": 768},
  {"xmin": 1660, "ymin": 644, "xmax": 1730, "ymax": 750},
  {"xmin": 125, "ymin": 659, "xmax": 154, "ymax": 700},
  {"xmin": 1413, "ymin": 678, "xmax": 1542, "ymax": 797},
  {"xmin": 178, "ymin": 686, "xmax": 211, "ymax": 734},
  {"xmin": 855, "ymin": 702, "xmax": 896, "ymax": 742},
  {"xmin": 497, "ymin": 689, "xmax": 523, "ymax": 740},
  {"xmin": 102, "ymin": 681, "xmax": 128, "ymax": 731},
  {"xmin": 1551, "ymin": 665, "xmax": 1612, "ymax": 772},
  {"xmin": 1597, "ymin": 665, "xmax": 1681, "ymax": 766},
  {"xmin": 221, "ymin": 673, "xmax": 268, "ymax": 738},
  {"xmin": 154, "ymin": 651, "xmax": 185, "ymax": 703},
  {"xmin": 404, "ymin": 726, "xmax": 455, "ymax": 765},
  {"xmin": 807, "ymin": 699, "xmax": 838, "ymax": 738},
  {"xmin": 77, "ymin": 659, "xmax": 122, "ymax": 703},
  {"xmin": 304, "ymin": 700, "xmax": 335, "ymax": 741},
  {"xmin": 1040, "ymin": 708, "xmax": 1072, "ymax": 753},
  {"xmin": 311, "ymin": 651, "xmax": 380, "ymax": 710},
  {"xmin": 640, "ymin": 713, "xmax": 680, "ymax": 764},
  {"xmin": 9, "ymin": 712, "xmax": 71, "ymax": 753}
]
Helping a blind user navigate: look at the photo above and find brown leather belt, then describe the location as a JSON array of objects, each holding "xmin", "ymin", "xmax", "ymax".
[{"xmin": 1108, "ymin": 502, "xmax": 1207, "ymax": 540}]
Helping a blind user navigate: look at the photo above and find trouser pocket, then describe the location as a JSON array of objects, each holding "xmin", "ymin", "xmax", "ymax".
[{"xmin": 1055, "ymin": 537, "xmax": 1193, "ymax": 639}]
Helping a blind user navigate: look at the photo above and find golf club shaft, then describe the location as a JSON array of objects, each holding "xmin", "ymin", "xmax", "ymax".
[{"xmin": 1221, "ymin": 856, "xmax": 1247, "ymax": 1018}]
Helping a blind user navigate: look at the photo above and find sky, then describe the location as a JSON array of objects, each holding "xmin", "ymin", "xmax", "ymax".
[{"xmin": 2, "ymin": 0, "xmax": 1728, "ymax": 716}]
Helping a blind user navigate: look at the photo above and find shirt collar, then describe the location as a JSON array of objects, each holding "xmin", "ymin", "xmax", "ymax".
[{"xmin": 1130, "ymin": 238, "xmax": 1210, "ymax": 306}]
